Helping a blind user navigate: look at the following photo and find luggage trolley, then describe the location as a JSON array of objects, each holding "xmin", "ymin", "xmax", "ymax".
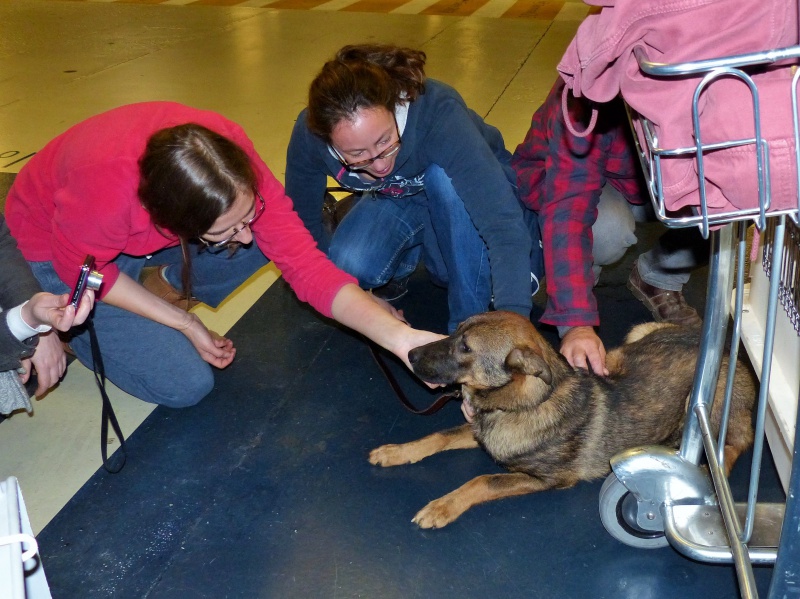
[{"xmin": 596, "ymin": 43, "xmax": 800, "ymax": 598}]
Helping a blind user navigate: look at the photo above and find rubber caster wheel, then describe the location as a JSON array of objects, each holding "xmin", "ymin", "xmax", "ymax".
[{"xmin": 599, "ymin": 472, "xmax": 669, "ymax": 549}]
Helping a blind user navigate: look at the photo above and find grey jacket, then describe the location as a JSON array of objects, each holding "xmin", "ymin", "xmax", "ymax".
[{"xmin": 0, "ymin": 214, "xmax": 41, "ymax": 372}]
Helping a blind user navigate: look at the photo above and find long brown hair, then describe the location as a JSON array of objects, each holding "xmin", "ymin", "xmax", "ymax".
[
  {"xmin": 138, "ymin": 123, "xmax": 257, "ymax": 302},
  {"xmin": 307, "ymin": 44, "xmax": 427, "ymax": 141}
]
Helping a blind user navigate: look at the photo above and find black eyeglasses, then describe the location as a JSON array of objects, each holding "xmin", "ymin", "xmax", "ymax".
[
  {"xmin": 199, "ymin": 191, "xmax": 265, "ymax": 249},
  {"xmin": 333, "ymin": 121, "xmax": 402, "ymax": 171}
]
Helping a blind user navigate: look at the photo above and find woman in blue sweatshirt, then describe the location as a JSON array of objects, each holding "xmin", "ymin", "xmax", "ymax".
[{"xmin": 286, "ymin": 44, "xmax": 542, "ymax": 333}]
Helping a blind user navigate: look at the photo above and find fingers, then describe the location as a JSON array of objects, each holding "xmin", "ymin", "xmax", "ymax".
[
  {"xmin": 568, "ymin": 350, "xmax": 589, "ymax": 371},
  {"xmin": 19, "ymin": 358, "xmax": 32, "ymax": 384},
  {"xmin": 30, "ymin": 333, "xmax": 67, "ymax": 396},
  {"xmin": 50, "ymin": 300, "xmax": 76, "ymax": 332},
  {"xmin": 193, "ymin": 329, "xmax": 236, "ymax": 368},
  {"xmin": 56, "ymin": 289, "xmax": 95, "ymax": 330},
  {"xmin": 368, "ymin": 292, "xmax": 408, "ymax": 323},
  {"xmin": 210, "ymin": 332, "xmax": 233, "ymax": 349},
  {"xmin": 393, "ymin": 307, "xmax": 409, "ymax": 325},
  {"xmin": 201, "ymin": 346, "xmax": 236, "ymax": 369},
  {"xmin": 28, "ymin": 291, "xmax": 96, "ymax": 332},
  {"xmin": 560, "ymin": 326, "xmax": 608, "ymax": 375},
  {"xmin": 73, "ymin": 289, "xmax": 96, "ymax": 325},
  {"xmin": 587, "ymin": 352, "xmax": 609, "ymax": 377}
]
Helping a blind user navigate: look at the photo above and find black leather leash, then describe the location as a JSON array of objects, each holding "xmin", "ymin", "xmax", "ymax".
[
  {"xmin": 87, "ymin": 319, "xmax": 127, "ymax": 473},
  {"xmin": 367, "ymin": 341, "xmax": 460, "ymax": 415}
]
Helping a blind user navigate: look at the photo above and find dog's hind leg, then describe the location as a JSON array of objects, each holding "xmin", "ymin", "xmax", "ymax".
[
  {"xmin": 412, "ymin": 472, "xmax": 554, "ymax": 529},
  {"xmin": 369, "ymin": 424, "xmax": 477, "ymax": 467}
]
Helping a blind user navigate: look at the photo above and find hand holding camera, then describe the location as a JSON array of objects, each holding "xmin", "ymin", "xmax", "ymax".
[{"xmin": 20, "ymin": 255, "xmax": 102, "ymax": 333}]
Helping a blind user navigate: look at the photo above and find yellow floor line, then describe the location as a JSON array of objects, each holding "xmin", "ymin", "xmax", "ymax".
[{"xmin": 51, "ymin": 0, "xmax": 585, "ymax": 19}]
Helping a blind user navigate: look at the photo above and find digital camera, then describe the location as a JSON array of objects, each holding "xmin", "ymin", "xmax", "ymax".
[{"xmin": 70, "ymin": 255, "xmax": 103, "ymax": 308}]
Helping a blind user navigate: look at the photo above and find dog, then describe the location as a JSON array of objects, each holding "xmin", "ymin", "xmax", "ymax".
[{"xmin": 368, "ymin": 311, "xmax": 756, "ymax": 529}]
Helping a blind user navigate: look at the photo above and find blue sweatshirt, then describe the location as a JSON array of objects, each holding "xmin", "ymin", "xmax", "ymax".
[{"xmin": 285, "ymin": 79, "xmax": 533, "ymax": 318}]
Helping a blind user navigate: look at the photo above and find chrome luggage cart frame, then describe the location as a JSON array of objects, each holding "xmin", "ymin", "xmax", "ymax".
[{"xmin": 597, "ymin": 44, "xmax": 800, "ymax": 598}]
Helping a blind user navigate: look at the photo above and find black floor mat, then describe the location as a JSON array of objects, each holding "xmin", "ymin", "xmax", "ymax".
[{"xmin": 37, "ymin": 249, "xmax": 784, "ymax": 598}]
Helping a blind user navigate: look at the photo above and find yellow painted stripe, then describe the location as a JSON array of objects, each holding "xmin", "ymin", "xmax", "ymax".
[
  {"xmin": 191, "ymin": 0, "xmax": 251, "ymax": 5},
  {"xmin": 115, "ymin": 0, "xmax": 170, "ymax": 4},
  {"xmin": 502, "ymin": 0, "xmax": 563, "ymax": 19},
  {"xmin": 421, "ymin": 0, "xmax": 491, "ymax": 17},
  {"xmin": 267, "ymin": 0, "xmax": 331, "ymax": 9},
  {"xmin": 342, "ymin": 0, "xmax": 412, "ymax": 13},
  {"xmin": 47, "ymin": 0, "xmax": 579, "ymax": 18}
]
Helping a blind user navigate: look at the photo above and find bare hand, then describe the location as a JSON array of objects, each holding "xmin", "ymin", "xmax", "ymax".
[
  {"xmin": 22, "ymin": 290, "xmax": 95, "ymax": 332},
  {"xmin": 178, "ymin": 313, "xmax": 236, "ymax": 369},
  {"xmin": 27, "ymin": 331, "xmax": 67, "ymax": 396},
  {"xmin": 560, "ymin": 326, "xmax": 609, "ymax": 376},
  {"xmin": 397, "ymin": 328, "xmax": 446, "ymax": 389},
  {"xmin": 367, "ymin": 291, "xmax": 409, "ymax": 324}
]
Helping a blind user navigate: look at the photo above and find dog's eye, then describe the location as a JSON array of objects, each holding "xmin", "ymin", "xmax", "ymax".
[{"xmin": 460, "ymin": 339, "xmax": 471, "ymax": 353}]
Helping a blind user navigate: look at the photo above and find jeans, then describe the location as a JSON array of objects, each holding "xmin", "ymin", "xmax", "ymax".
[
  {"xmin": 329, "ymin": 164, "xmax": 541, "ymax": 333},
  {"xmin": 592, "ymin": 184, "xmax": 706, "ymax": 291},
  {"xmin": 29, "ymin": 242, "xmax": 268, "ymax": 407}
]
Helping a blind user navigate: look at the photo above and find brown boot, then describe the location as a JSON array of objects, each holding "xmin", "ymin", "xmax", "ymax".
[
  {"xmin": 627, "ymin": 260, "xmax": 702, "ymax": 326},
  {"xmin": 141, "ymin": 266, "xmax": 201, "ymax": 310}
]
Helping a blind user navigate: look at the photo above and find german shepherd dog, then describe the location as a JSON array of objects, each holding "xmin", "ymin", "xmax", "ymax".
[{"xmin": 369, "ymin": 311, "xmax": 756, "ymax": 529}]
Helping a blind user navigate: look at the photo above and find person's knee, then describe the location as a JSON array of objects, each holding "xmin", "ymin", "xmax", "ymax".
[
  {"xmin": 592, "ymin": 186, "xmax": 637, "ymax": 266},
  {"xmin": 142, "ymin": 362, "xmax": 215, "ymax": 408},
  {"xmin": 329, "ymin": 238, "xmax": 391, "ymax": 287}
]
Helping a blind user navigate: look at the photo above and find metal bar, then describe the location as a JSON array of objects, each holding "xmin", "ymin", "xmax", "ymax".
[
  {"xmin": 717, "ymin": 223, "xmax": 748, "ymax": 469},
  {"xmin": 743, "ymin": 217, "xmax": 787, "ymax": 541},
  {"xmin": 792, "ymin": 68, "xmax": 800, "ymax": 218},
  {"xmin": 634, "ymin": 45, "xmax": 800, "ymax": 77},
  {"xmin": 696, "ymin": 404, "xmax": 758, "ymax": 598},
  {"xmin": 692, "ymin": 68, "xmax": 768, "ymax": 238},
  {"xmin": 767, "ymin": 386, "xmax": 800, "ymax": 598},
  {"xmin": 680, "ymin": 226, "xmax": 734, "ymax": 463}
]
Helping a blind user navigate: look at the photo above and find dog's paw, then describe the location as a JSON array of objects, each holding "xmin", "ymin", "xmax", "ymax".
[
  {"xmin": 368, "ymin": 444, "xmax": 411, "ymax": 467},
  {"xmin": 412, "ymin": 498, "xmax": 459, "ymax": 529}
]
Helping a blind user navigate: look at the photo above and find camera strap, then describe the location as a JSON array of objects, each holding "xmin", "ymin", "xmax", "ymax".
[{"xmin": 87, "ymin": 318, "xmax": 127, "ymax": 473}]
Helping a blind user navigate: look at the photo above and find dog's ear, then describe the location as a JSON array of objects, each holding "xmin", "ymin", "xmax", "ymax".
[{"xmin": 506, "ymin": 347, "xmax": 553, "ymax": 385}]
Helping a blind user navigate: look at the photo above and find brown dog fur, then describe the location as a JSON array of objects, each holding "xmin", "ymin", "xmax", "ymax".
[{"xmin": 368, "ymin": 311, "xmax": 756, "ymax": 529}]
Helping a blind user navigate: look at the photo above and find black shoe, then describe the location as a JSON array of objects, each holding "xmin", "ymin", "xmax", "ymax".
[
  {"xmin": 322, "ymin": 190, "xmax": 357, "ymax": 237},
  {"xmin": 371, "ymin": 278, "xmax": 409, "ymax": 302}
]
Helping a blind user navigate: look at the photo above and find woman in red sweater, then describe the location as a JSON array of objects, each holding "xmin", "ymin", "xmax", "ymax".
[{"xmin": 5, "ymin": 102, "xmax": 441, "ymax": 407}]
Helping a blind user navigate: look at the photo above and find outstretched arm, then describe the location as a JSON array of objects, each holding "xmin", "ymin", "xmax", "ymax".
[{"xmin": 330, "ymin": 283, "xmax": 444, "ymax": 374}]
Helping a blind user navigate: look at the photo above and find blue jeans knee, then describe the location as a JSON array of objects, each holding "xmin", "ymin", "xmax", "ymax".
[{"xmin": 328, "ymin": 194, "xmax": 426, "ymax": 288}]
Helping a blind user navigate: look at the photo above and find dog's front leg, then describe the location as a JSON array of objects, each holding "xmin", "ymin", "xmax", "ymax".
[
  {"xmin": 369, "ymin": 424, "xmax": 477, "ymax": 467},
  {"xmin": 412, "ymin": 472, "xmax": 548, "ymax": 529}
]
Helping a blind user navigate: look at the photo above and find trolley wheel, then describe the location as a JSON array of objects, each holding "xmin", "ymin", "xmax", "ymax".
[{"xmin": 599, "ymin": 472, "xmax": 669, "ymax": 549}]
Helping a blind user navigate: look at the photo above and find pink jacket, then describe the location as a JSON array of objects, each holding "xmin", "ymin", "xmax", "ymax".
[{"xmin": 558, "ymin": 0, "xmax": 799, "ymax": 214}]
